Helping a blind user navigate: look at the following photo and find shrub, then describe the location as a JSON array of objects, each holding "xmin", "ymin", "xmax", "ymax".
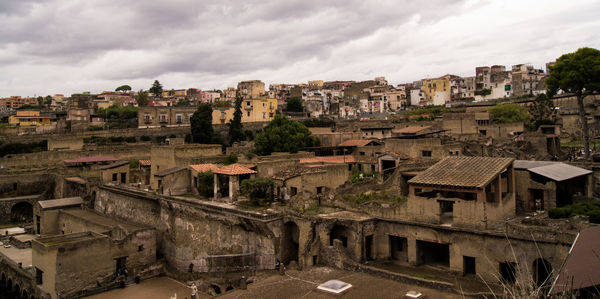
[
  {"xmin": 89, "ymin": 125, "xmax": 104, "ymax": 131},
  {"xmin": 241, "ymin": 177, "xmax": 275, "ymax": 206},
  {"xmin": 548, "ymin": 208, "xmax": 570, "ymax": 219},
  {"xmin": 196, "ymin": 171, "xmax": 214, "ymax": 197},
  {"xmin": 169, "ymin": 134, "xmax": 176, "ymax": 138},
  {"xmin": 243, "ymin": 130, "xmax": 254, "ymax": 141},
  {"xmin": 140, "ymin": 135, "xmax": 151, "ymax": 142},
  {"xmin": 223, "ymin": 153, "xmax": 238, "ymax": 165},
  {"xmin": 488, "ymin": 103, "xmax": 529, "ymax": 123},
  {"xmin": 155, "ymin": 136, "xmax": 167, "ymax": 144},
  {"xmin": 129, "ymin": 159, "xmax": 140, "ymax": 169},
  {"xmin": 0, "ymin": 140, "xmax": 47, "ymax": 157},
  {"xmin": 125, "ymin": 136, "xmax": 137, "ymax": 143}
]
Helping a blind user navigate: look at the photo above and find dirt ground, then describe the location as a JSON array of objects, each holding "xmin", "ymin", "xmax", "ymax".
[
  {"xmin": 85, "ymin": 276, "xmax": 206, "ymax": 299},
  {"xmin": 218, "ymin": 267, "xmax": 466, "ymax": 299}
]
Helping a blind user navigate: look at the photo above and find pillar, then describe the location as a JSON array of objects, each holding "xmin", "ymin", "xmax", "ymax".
[
  {"xmin": 407, "ymin": 237, "xmax": 418, "ymax": 266},
  {"xmin": 497, "ymin": 175, "xmax": 502, "ymax": 203},
  {"xmin": 213, "ymin": 173, "xmax": 219, "ymax": 200}
]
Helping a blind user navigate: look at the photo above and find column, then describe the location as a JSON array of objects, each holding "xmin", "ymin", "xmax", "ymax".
[{"xmin": 213, "ymin": 173, "xmax": 219, "ymax": 200}]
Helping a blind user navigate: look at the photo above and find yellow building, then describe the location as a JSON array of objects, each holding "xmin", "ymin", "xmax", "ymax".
[
  {"xmin": 8, "ymin": 110, "xmax": 51, "ymax": 126},
  {"xmin": 211, "ymin": 98, "xmax": 277, "ymax": 125},
  {"xmin": 421, "ymin": 75, "xmax": 452, "ymax": 105}
]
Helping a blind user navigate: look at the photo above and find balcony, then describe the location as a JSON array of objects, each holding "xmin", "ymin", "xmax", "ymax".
[{"xmin": 245, "ymin": 105, "xmax": 253, "ymax": 110}]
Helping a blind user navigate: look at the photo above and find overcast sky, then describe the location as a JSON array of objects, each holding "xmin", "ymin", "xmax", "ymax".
[{"xmin": 1, "ymin": 0, "xmax": 599, "ymax": 97}]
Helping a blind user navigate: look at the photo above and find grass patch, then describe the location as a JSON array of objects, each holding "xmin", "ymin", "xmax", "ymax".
[
  {"xmin": 560, "ymin": 140, "xmax": 600, "ymax": 148},
  {"xmin": 410, "ymin": 273, "xmax": 437, "ymax": 281},
  {"xmin": 343, "ymin": 191, "xmax": 404, "ymax": 205}
]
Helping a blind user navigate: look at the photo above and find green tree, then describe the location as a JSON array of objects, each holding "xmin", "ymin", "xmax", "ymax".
[
  {"xmin": 36, "ymin": 96, "xmax": 43, "ymax": 107},
  {"xmin": 149, "ymin": 80, "xmax": 163, "ymax": 97},
  {"xmin": 44, "ymin": 95, "xmax": 52, "ymax": 109},
  {"xmin": 228, "ymin": 97, "xmax": 244, "ymax": 144},
  {"xmin": 488, "ymin": 103, "xmax": 529, "ymax": 123},
  {"xmin": 528, "ymin": 94, "xmax": 557, "ymax": 130},
  {"xmin": 115, "ymin": 85, "xmax": 132, "ymax": 92},
  {"xmin": 190, "ymin": 104, "xmax": 214, "ymax": 143},
  {"xmin": 285, "ymin": 97, "xmax": 303, "ymax": 112},
  {"xmin": 223, "ymin": 153, "xmax": 238, "ymax": 165},
  {"xmin": 254, "ymin": 115, "xmax": 319, "ymax": 155},
  {"xmin": 547, "ymin": 47, "xmax": 600, "ymax": 159},
  {"xmin": 135, "ymin": 90, "xmax": 149, "ymax": 106}
]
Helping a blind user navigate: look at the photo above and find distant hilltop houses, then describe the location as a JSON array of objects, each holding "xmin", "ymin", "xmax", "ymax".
[{"xmin": 0, "ymin": 62, "xmax": 551, "ymax": 132}]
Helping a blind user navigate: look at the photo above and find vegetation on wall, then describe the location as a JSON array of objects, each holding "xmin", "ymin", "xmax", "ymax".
[
  {"xmin": 97, "ymin": 105, "xmax": 138, "ymax": 120},
  {"xmin": 528, "ymin": 94, "xmax": 557, "ymax": 130},
  {"xmin": 488, "ymin": 103, "xmax": 529, "ymax": 123},
  {"xmin": 285, "ymin": 97, "xmax": 303, "ymax": 112}
]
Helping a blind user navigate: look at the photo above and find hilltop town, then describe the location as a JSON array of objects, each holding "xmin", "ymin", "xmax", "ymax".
[{"xmin": 1, "ymin": 54, "xmax": 600, "ymax": 299}]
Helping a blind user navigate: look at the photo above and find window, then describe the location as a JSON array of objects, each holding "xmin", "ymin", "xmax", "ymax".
[
  {"xmin": 464, "ymin": 256, "xmax": 476, "ymax": 275},
  {"xmin": 247, "ymin": 111, "xmax": 250, "ymax": 117},
  {"xmin": 290, "ymin": 187, "xmax": 298, "ymax": 196},
  {"xmin": 138, "ymin": 245, "xmax": 144, "ymax": 251},
  {"xmin": 359, "ymin": 152, "xmax": 365, "ymax": 156},
  {"xmin": 112, "ymin": 173, "xmax": 118, "ymax": 181},
  {"xmin": 263, "ymin": 112, "xmax": 266, "ymax": 119},
  {"xmin": 316, "ymin": 186, "xmax": 323, "ymax": 194},
  {"xmin": 176, "ymin": 114, "xmax": 182, "ymax": 123},
  {"xmin": 422, "ymin": 150, "xmax": 432, "ymax": 157},
  {"xmin": 479, "ymin": 129, "xmax": 487, "ymax": 136}
]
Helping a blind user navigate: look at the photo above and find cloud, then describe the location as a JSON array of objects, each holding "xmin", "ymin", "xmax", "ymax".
[{"xmin": 0, "ymin": 0, "xmax": 599, "ymax": 96}]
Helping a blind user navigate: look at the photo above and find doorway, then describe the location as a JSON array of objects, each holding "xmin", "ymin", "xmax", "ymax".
[{"xmin": 365, "ymin": 235, "xmax": 373, "ymax": 261}]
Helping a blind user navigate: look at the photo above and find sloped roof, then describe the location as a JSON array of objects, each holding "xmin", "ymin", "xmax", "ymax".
[
  {"xmin": 212, "ymin": 163, "xmax": 257, "ymax": 175},
  {"xmin": 515, "ymin": 160, "xmax": 591, "ymax": 181},
  {"xmin": 64, "ymin": 156, "xmax": 118, "ymax": 164},
  {"xmin": 338, "ymin": 139, "xmax": 381, "ymax": 147},
  {"xmin": 549, "ymin": 226, "xmax": 600, "ymax": 294},
  {"xmin": 38, "ymin": 197, "xmax": 83, "ymax": 209},
  {"xmin": 99, "ymin": 160, "xmax": 129, "ymax": 170},
  {"xmin": 528, "ymin": 163, "xmax": 591, "ymax": 182},
  {"xmin": 392, "ymin": 126, "xmax": 432, "ymax": 135},
  {"xmin": 154, "ymin": 166, "xmax": 187, "ymax": 177},
  {"xmin": 409, "ymin": 156, "xmax": 514, "ymax": 189},
  {"xmin": 189, "ymin": 163, "xmax": 220, "ymax": 173},
  {"xmin": 299, "ymin": 156, "xmax": 356, "ymax": 164}
]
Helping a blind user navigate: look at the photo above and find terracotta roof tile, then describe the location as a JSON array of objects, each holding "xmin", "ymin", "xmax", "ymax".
[
  {"xmin": 212, "ymin": 163, "xmax": 257, "ymax": 175},
  {"xmin": 299, "ymin": 156, "xmax": 356, "ymax": 164},
  {"xmin": 139, "ymin": 160, "xmax": 151, "ymax": 166},
  {"xmin": 189, "ymin": 163, "xmax": 220, "ymax": 173},
  {"xmin": 272, "ymin": 167, "xmax": 326, "ymax": 181},
  {"xmin": 408, "ymin": 156, "xmax": 514, "ymax": 189}
]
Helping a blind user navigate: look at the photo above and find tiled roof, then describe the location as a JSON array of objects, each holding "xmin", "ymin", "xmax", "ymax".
[
  {"xmin": 64, "ymin": 156, "xmax": 118, "ymax": 164},
  {"xmin": 139, "ymin": 160, "xmax": 151, "ymax": 166},
  {"xmin": 189, "ymin": 163, "xmax": 220, "ymax": 173},
  {"xmin": 299, "ymin": 156, "xmax": 356, "ymax": 164},
  {"xmin": 338, "ymin": 139, "xmax": 381, "ymax": 147},
  {"xmin": 212, "ymin": 163, "xmax": 257, "ymax": 175},
  {"xmin": 392, "ymin": 126, "xmax": 432, "ymax": 135},
  {"xmin": 408, "ymin": 156, "xmax": 514, "ymax": 189}
]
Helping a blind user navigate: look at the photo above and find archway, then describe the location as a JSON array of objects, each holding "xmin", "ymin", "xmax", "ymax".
[
  {"xmin": 281, "ymin": 221, "xmax": 300, "ymax": 265},
  {"xmin": 11, "ymin": 201, "xmax": 33, "ymax": 223},
  {"xmin": 210, "ymin": 284, "xmax": 221, "ymax": 294},
  {"xmin": 533, "ymin": 258, "xmax": 552, "ymax": 287}
]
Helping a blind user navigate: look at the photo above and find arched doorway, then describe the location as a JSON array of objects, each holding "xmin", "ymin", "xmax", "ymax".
[
  {"xmin": 11, "ymin": 201, "xmax": 33, "ymax": 223},
  {"xmin": 533, "ymin": 258, "xmax": 552, "ymax": 287},
  {"xmin": 281, "ymin": 222, "xmax": 299, "ymax": 265}
]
